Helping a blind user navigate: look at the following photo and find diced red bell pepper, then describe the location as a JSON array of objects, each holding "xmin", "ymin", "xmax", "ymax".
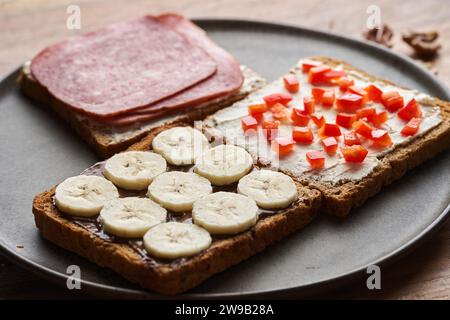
[
  {"xmin": 312, "ymin": 87, "xmax": 326, "ymax": 103},
  {"xmin": 241, "ymin": 116, "xmax": 258, "ymax": 133},
  {"xmin": 322, "ymin": 70, "xmax": 347, "ymax": 85},
  {"xmin": 291, "ymin": 108, "xmax": 310, "ymax": 126},
  {"xmin": 356, "ymin": 107, "xmax": 376, "ymax": 120},
  {"xmin": 292, "ymin": 127, "xmax": 314, "ymax": 144},
  {"xmin": 272, "ymin": 137, "xmax": 295, "ymax": 156},
  {"xmin": 336, "ymin": 93, "xmax": 364, "ymax": 112},
  {"xmin": 381, "ymin": 91, "xmax": 404, "ymax": 112},
  {"xmin": 319, "ymin": 123, "xmax": 342, "ymax": 137},
  {"xmin": 344, "ymin": 131, "xmax": 360, "ymax": 146},
  {"xmin": 341, "ymin": 145, "xmax": 368, "ymax": 163},
  {"xmin": 371, "ymin": 129, "xmax": 393, "ymax": 147},
  {"xmin": 262, "ymin": 119, "xmax": 280, "ymax": 141},
  {"xmin": 364, "ymin": 84, "xmax": 383, "ymax": 102},
  {"xmin": 401, "ymin": 117, "xmax": 421, "ymax": 136},
  {"xmin": 283, "ymin": 74, "xmax": 300, "ymax": 93},
  {"xmin": 353, "ymin": 119, "xmax": 373, "ymax": 138},
  {"xmin": 321, "ymin": 137, "xmax": 338, "ymax": 155},
  {"xmin": 248, "ymin": 103, "xmax": 267, "ymax": 116},
  {"xmin": 336, "ymin": 112, "xmax": 356, "ymax": 129},
  {"xmin": 311, "ymin": 115, "xmax": 325, "ymax": 128},
  {"xmin": 303, "ymin": 96, "xmax": 315, "ymax": 114},
  {"xmin": 335, "ymin": 77, "xmax": 354, "ymax": 91},
  {"xmin": 348, "ymin": 86, "xmax": 367, "ymax": 97},
  {"xmin": 398, "ymin": 98, "xmax": 422, "ymax": 121},
  {"xmin": 370, "ymin": 111, "xmax": 388, "ymax": 127},
  {"xmin": 306, "ymin": 150, "xmax": 326, "ymax": 169},
  {"xmin": 308, "ymin": 65, "xmax": 332, "ymax": 84},
  {"xmin": 270, "ymin": 103, "xmax": 289, "ymax": 121},
  {"xmin": 302, "ymin": 60, "xmax": 322, "ymax": 73},
  {"xmin": 322, "ymin": 90, "xmax": 335, "ymax": 107},
  {"xmin": 263, "ymin": 92, "xmax": 292, "ymax": 108}
]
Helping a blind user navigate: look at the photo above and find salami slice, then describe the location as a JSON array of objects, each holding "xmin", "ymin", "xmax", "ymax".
[
  {"xmin": 30, "ymin": 16, "xmax": 217, "ymax": 118},
  {"xmin": 98, "ymin": 14, "xmax": 243, "ymax": 126}
]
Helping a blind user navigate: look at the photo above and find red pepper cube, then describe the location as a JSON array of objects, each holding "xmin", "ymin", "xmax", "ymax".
[
  {"xmin": 344, "ymin": 131, "xmax": 360, "ymax": 146},
  {"xmin": 319, "ymin": 123, "xmax": 342, "ymax": 137},
  {"xmin": 303, "ymin": 96, "xmax": 315, "ymax": 114},
  {"xmin": 322, "ymin": 90, "xmax": 335, "ymax": 107},
  {"xmin": 336, "ymin": 112, "xmax": 356, "ymax": 129},
  {"xmin": 335, "ymin": 77, "xmax": 354, "ymax": 91},
  {"xmin": 248, "ymin": 103, "xmax": 267, "ymax": 116},
  {"xmin": 322, "ymin": 70, "xmax": 347, "ymax": 85},
  {"xmin": 291, "ymin": 108, "xmax": 310, "ymax": 126},
  {"xmin": 356, "ymin": 107, "xmax": 376, "ymax": 120},
  {"xmin": 308, "ymin": 65, "xmax": 331, "ymax": 84},
  {"xmin": 283, "ymin": 74, "xmax": 300, "ymax": 93},
  {"xmin": 306, "ymin": 150, "xmax": 326, "ymax": 169},
  {"xmin": 401, "ymin": 117, "xmax": 421, "ymax": 136},
  {"xmin": 263, "ymin": 92, "xmax": 292, "ymax": 108},
  {"xmin": 241, "ymin": 116, "xmax": 258, "ymax": 133},
  {"xmin": 341, "ymin": 145, "xmax": 368, "ymax": 163},
  {"xmin": 292, "ymin": 127, "xmax": 314, "ymax": 144},
  {"xmin": 311, "ymin": 115, "xmax": 325, "ymax": 128},
  {"xmin": 270, "ymin": 103, "xmax": 289, "ymax": 121},
  {"xmin": 381, "ymin": 91, "xmax": 404, "ymax": 112},
  {"xmin": 272, "ymin": 137, "xmax": 295, "ymax": 156},
  {"xmin": 311, "ymin": 87, "xmax": 326, "ymax": 103},
  {"xmin": 364, "ymin": 84, "xmax": 383, "ymax": 102},
  {"xmin": 353, "ymin": 119, "xmax": 373, "ymax": 138},
  {"xmin": 348, "ymin": 85, "xmax": 367, "ymax": 97},
  {"xmin": 321, "ymin": 137, "xmax": 338, "ymax": 155},
  {"xmin": 336, "ymin": 93, "xmax": 364, "ymax": 112},
  {"xmin": 262, "ymin": 119, "xmax": 280, "ymax": 142},
  {"xmin": 371, "ymin": 129, "xmax": 393, "ymax": 147},
  {"xmin": 398, "ymin": 98, "xmax": 422, "ymax": 121},
  {"xmin": 370, "ymin": 111, "xmax": 388, "ymax": 127},
  {"xmin": 302, "ymin": 60, "xmax": 322, "ymax": 73}
]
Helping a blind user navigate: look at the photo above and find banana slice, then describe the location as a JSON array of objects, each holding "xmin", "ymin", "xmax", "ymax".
[
  {"xmin": 194, "ymin": 145, "xmax": 253, "ymax": 185},
  {"xmin": 104, "ymin": 151, "xmax": 167, "ymax": 190},
  {"xmin": 143, "ymin": 222, "xmax": 211, "ymax": 259},
  {"xmin": 237, "ymin": 170, "xmax": 298, "ymax": 209},
  {"xmin": 152, "ymin": 127, "xmax": 209, "ymax": 165},
  {"xmin": 148, "ymin": 171, "xmax": 212, "ymax": 212},
  {"xmin": 192, "ymin": 192, "xmax": 258, "ymax": 234},
  {"xmin": 55, "ymin": 175, "xmax": 119, "ymax": 217},
  {"xmin": 99, "ymin": 197, "xmax": 167, "ymax": 238}
]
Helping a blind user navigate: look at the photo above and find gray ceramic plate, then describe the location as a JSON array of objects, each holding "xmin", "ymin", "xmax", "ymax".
[{"xmin": 0, "ymin": 19, "xmax": 449, "ymax": 299}]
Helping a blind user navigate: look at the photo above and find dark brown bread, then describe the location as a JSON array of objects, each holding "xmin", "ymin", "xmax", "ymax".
[
  {"xmin": 300, "ymin": 57, "xmax": 450, "ymax": 217},
  {"xmin": 20, "ymin": 64, "xmax": 266, "ymax": 159}
]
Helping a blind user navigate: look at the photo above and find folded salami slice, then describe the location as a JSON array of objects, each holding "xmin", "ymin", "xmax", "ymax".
[
  {"xmin": 98, "ymin": 14, "xmax": 244, "ymax": 126},
  {"xmin": 30, "ymin": 16, "xmax": 217, "ymax": 118}
]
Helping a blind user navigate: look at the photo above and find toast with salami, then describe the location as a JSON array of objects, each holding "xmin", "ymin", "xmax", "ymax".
[
  {"xmin": 203, "ymin": 56, "xmax": 450, "ymax": 217},
  {"xmin": 20, "ymin": 14, "xmax": 266, "ymax": 158}
]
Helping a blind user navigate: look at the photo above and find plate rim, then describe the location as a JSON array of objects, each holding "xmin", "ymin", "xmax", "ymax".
[{"xmin": 0, "ymin": 17, "xmax": 449, "ymax": 299}]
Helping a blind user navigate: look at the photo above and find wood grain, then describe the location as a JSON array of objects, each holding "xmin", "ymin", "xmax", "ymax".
[{"xmin": 0, "ymin": 0, "xmax": 449, "ymax": 300}]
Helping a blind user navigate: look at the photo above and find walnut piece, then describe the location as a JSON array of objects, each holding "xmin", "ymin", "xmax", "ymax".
[
  {"xmin": 363, "ymin": 24, "xmax": 394, "ymax": 48},
  {"xmin": 402, "ymin": 30, "xmax": 441, "ymax": 60}
]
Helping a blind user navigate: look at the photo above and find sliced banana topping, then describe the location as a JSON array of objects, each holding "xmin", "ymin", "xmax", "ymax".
[
  {"xmin": 99, "ymin": 197, "xmax": 167, "ymax": 238},
  {"xmin": 195, "ymin": 145, "xmax": 253, "ymax": 185},
  {"xmin": 148, "ymin": 171, "xmax": 212, "ymax": 212},
  {"xmin": 192, "ymin": 192, "xmax": 258, "ymax": 234},
  {"xmin": 143, "ymin": 222, "xmax": 211, "ymax": 259},
  {"xmin": 104, "ymin": 151, "xmax": 167, "ymax": 190},
  {"xmin": 152, "ymin": 127, "xmax": 209, "ymax": 165},
  {"xmin": 237, "ymin": 170, "xmax": 298, "ymax": 209},
  {"xmin": 55, "ymin": 175, "xmax": 119, "ymax": 217}
]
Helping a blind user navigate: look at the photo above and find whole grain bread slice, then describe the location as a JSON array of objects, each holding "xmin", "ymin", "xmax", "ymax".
[
  {"xmin": 19, "ymin": 63, "xmax": 266, "ymax": 159},
  {"xmin": 304, "ymin": 57, "xmax": 450, "ymax": 217}
]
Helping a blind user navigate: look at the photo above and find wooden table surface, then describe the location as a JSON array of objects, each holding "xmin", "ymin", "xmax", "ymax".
[{"xmin": 0, "ymin": 0, "xmax": 449, "ymax": 300}]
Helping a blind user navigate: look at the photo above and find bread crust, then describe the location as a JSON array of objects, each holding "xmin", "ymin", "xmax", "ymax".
[
  {"xmin": 303, "ymin": 57, "xmax": 450, "ymax": 217},
  {"xmin": 19, "ymin": 65, "xmax": 266, "ymax": 159}
]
